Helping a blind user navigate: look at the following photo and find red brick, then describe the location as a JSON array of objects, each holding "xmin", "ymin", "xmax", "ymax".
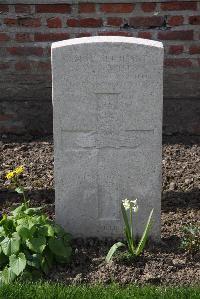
[
  {"xmin": 7, "ymin": 47, "xmax": 43, "ymax": 56},
  {"xmin": 18, "ymin": 18, "xmax": 41, "ymax": 27},
  {"xmin": 67, "ymin": 19, "xmax": 80, "ymax": 27},
  {"xmin": 168, "ymin": 45, "xmax": 184, "ymax": 55},
  {"xmin": 80, "ymin": 18, "xmax": 102, "ymax": 27},
  {"xmin": 158, "ymin": 30, "xmax": 193, "ymax": 40},
  {"xmin": 129, "ymin": 16, "xmax": 164, "ymax": 28},
  {"xmin": 15, "ymin": 62, "xmax": 30, "ymax": 71},
  {"xmin": 76, "ymin": 33, "xmax": 92, "ymax": 38},
  {"xmin": 189, "ymin": 46, "xmax": 200, "ymax": 54},
  {"xmin": 47, "ymin": 17, "xmax": 62, "ymax": 28},
  {"xmin": 141, "ymin": 3, "xmax": 156, "ymax": 12},
  {"xmin": 0, "ymin": 114, "xmax": 14, "ymax": 121},
  {"xmin": 189, "ymin": 16, "xmax": 200, "ymax": 25},
  {"xmin": 161, "ymin": 2, "xmax": 197, "ymax": 11},
  {"xmin": 4, "ymin": 18, "xmax": 17, "ymax": 26},
  {"xmin": 37, "ymin": 62, "xmax": 51, "ymax": 71},
  {"xmin": 168, "ymin": 16, "xmax": 184, "ymax": 26},
  {"xmin": 15, "ymin": 33, "xmax": 32, "ymax": 42},
  {"xmin": 0, "ymin": 63, "xmax": 9, "ymax": 70},
  {"xmin": 107, "ymin": 17, "xmax": 123, "ymax": 27},
  {"xmin": 164, "ymin": 58, "xmax": 192, "ymax": 67},
  {"xmin": 15, "ymin": 4, "xmax": 31, "ymax": 13},
  {"xmin": 79, "ymin": 3, "xmax": 96, "ymax": 13},
  {"xmin": 98, "ymin": 31, "xmax": 132, "ymax": 37},
  {"xmin": 0, "ymin": 5, "xmax": 9, "ymax": 12},
  {"xmin": 34, "ymin": 33, "xmax": 69, "ymax": 42},
  {"xmin": 138, "ymin": 32, "xmax": 152, "ymax": 39},
  {"xmin": 36, "ymin": 4, "xmax": 71, "ymax": 13},
  {"xmin": 0, "ymin": 33, "xmax": 10, "ymax": 41},
  {"xmin": 100, "ymin": 4, "xmax": 134, "ymax": 13}
]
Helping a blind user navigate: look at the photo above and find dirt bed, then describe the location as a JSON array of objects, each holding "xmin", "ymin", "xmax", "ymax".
[{"xmin": 0, "ymin": 135, "xmax": 199, "ymax": 286}]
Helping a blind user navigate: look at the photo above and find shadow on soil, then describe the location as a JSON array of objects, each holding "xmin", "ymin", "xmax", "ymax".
[{"xmin": 162, "ymin": 188, "xmax": 200, "ymax": 211}]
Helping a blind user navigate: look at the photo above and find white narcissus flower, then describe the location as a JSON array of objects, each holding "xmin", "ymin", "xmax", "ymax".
[
  {"xmin": 130, "ymin": 198, "xmax": 139, "ymax": 213},
  {"xmin": 122, "ymin": 198, "xmax": 130, "ymax": 210},
  {"xmin": 122, "ymin": 198, "xmax": 139, "ymax": 212}
]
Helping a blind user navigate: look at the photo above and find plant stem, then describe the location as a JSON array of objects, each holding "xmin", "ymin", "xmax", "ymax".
[
  {"xmin": 130, "ymin": 207, "xmax": 134, "ymax": 255},
  {"xmin": 22, "ymin": 189, "xmax": 28, "ymax": 209}
]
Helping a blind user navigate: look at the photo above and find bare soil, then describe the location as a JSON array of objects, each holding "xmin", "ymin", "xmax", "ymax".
[{"xmin": 0, "ymin": 135, "xmax": 199, "ymax": 286}]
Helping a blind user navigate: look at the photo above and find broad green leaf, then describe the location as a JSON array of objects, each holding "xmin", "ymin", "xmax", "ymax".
[
  {"xmin": 26, "ymin": 236, "xmax": 46, "ymax": 253},
  {"xmin": 54, "ymin": 224, "xmax": 67, "ymax": 237},
  {"xmin": 12, "ymin": 204, "xmax": 26, "ymax": 217},
  {"xmin": 16, "ymin": 226, "xmax": 30, "ymax": 240},
  {"xmin": 26, "ymin": 253, "xmax": 41, "ymax": 269},
  {"xmin": 49, "ymin": 238, "xmax": 71, "ymax": 258},
  {"xmin": 9, "ymin": 253, "xmax": 26, "ymax": 276},
  {"xmin": 24, "ymin": 207, "xmax": 42, "ymax": 216},
  {"xmin": 44, "ymin": 248, "xmax": 53, "ymax": 268},
  {"xmin": 105, "ymin": 242, "xmax": 125, "ymax": 263},
  {"xmin": 40, "ymin": 257, "xmax": 49, "ymax": 274},
  {"xmin": 135, "ymin": 209, "xmax": 154, "ymax": 256},
  {"xmin": 0, "ymin": 214, "xmax": 7, "ymax": 225},
  {"xmin": 0, "ymin": 267, "xmax": 16, "ymax": 285},
  {"xmin": 55, "ymin": 254, "xmax": 71, "ymax": 264},
  {"xmin": 0, "ymin": 226, "xmax": 5, "ymax": 237},
  {"xmin": 36, "ymin": 224, "xmax": 54, "ymax": 237},
  {"xmin": 15, "ymin": 187, "xmax": 24, "ymax": 194},
  {"xmin": 1, "ymin": 233, "xmax": 20, "ymax": 256},
  {"xmin": 16, "ymin": 218, "xmax": 29, "ymax": 228}
]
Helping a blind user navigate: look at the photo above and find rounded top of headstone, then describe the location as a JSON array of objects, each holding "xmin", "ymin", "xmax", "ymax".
[{"xmin": 52, "ymin": 36, "xmax": 163, "ymax": 50}]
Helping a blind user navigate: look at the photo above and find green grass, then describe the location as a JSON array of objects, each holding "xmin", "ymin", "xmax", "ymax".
[{"xmin": 0, "ymin": 283, "xmax": 199, "ymax": 299}]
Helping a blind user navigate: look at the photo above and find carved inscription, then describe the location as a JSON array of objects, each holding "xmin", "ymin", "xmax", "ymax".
[{"xmin": 61, "ymin": 93, "xmax": 154, "ymax": 221}]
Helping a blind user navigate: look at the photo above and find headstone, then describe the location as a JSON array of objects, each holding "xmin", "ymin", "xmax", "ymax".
[{"xmin": 52, "ymin": 36, "xmax": 163, "ymax": 240}]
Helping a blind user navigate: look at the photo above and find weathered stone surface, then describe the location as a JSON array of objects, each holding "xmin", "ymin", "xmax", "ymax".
[{"xmin": 52, "ymin": 36, "xmax": 163, "ymax": 239}]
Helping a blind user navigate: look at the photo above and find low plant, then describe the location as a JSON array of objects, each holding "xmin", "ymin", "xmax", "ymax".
[
  {"xmin": 106, "ymin": 199, "xmax": 153, "ymax": 262},
  {"xmin": 181, "ymin": 224, "xmax": 200, "ymax": 254},
  {"xmin": 0, "ymin": 166, "xmax": 72, "ymax": 285}
]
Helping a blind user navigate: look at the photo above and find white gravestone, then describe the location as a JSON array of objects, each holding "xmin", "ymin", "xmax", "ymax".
[{"xmin": 52, "ymin": 36, "xmax": 163, "ymax": 240}]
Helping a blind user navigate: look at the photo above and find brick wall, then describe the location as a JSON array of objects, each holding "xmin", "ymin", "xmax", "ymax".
[{"xmin": 0, "ymin": 1, "xmax": 200, "ymax": 136}]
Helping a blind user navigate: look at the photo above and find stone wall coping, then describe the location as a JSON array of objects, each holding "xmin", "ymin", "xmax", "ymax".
[{"xmin": 52, "ymin": 36, "xmax": 163, "ymax": 49}]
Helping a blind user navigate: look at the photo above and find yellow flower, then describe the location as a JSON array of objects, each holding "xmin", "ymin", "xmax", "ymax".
[
  {"xmin": 5, "ymin": 171, "xmax": 15, "ymax": 180},
  {"xmin": 14, "ymin": 166, "xmax": 24, "ymax": 175}
]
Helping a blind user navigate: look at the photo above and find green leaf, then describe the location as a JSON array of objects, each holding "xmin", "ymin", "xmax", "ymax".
[
  {"xmin": 49, "ymin": 237, "xmax": 71, "ymax": 258},
  {"xmin": 36, "ymin": 224, "xmax": 54, "ymax": 237},
  {"xmin": 135, "ymin": 209, "xmax": 154, "ymax": 256},
  {"xmin": 9, "ymin": 253, "xmax": 26, "ymax": 276},
  {"xmin": 26, "ymin": 236, "xmax": 46, "ymax": 253},
  {"xmin": 0, "ymin": 267, "xmax": 16, "ymax": 285},
  {"xmin": 44, "ymin": 248, "xmax": 53, "ymax": 268},
  {"xmin": 40, "ymin": 257, "xmax": 49, "ymax": 275},
  {"xmin": 11, "ymin": 204, "xmax": 26, "ymax": 217},
  {"xmin": 16, "ymin": 226, "xmax": 30, "ymax": 240},
  {"xmin": 26, "ymin": 253, "xmax": 41, "ymax": 269},
  {"xmin": 1, "ymin": 233, "xmax": 20, "ymax": 256},
  {"xmin": 121, "ymin": 203, "xmax": 132, "ymax": 243},
  {"xmin": 55, "ymin": 254, "xmax": 70, "ymax": 264},
  {"xmin": 105, "ymin": 242, "xmax": 125, "ymax": 263},
  {"xmin": 15, "ymin": 187, "xmax": 24, "ymax": 194},
  {"xmin": 24, "ymin": 207, "xmax": 42, "ymax": 216}
]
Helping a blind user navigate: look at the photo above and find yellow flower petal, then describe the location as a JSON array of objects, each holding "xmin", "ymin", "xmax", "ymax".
[
  {"xmin": 5, "ymin": 171, "xmax": 15, "ymax": 180},
  {"xmin": 14, "ymin": 166, "xmax": 24, "ymax": 175}
]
